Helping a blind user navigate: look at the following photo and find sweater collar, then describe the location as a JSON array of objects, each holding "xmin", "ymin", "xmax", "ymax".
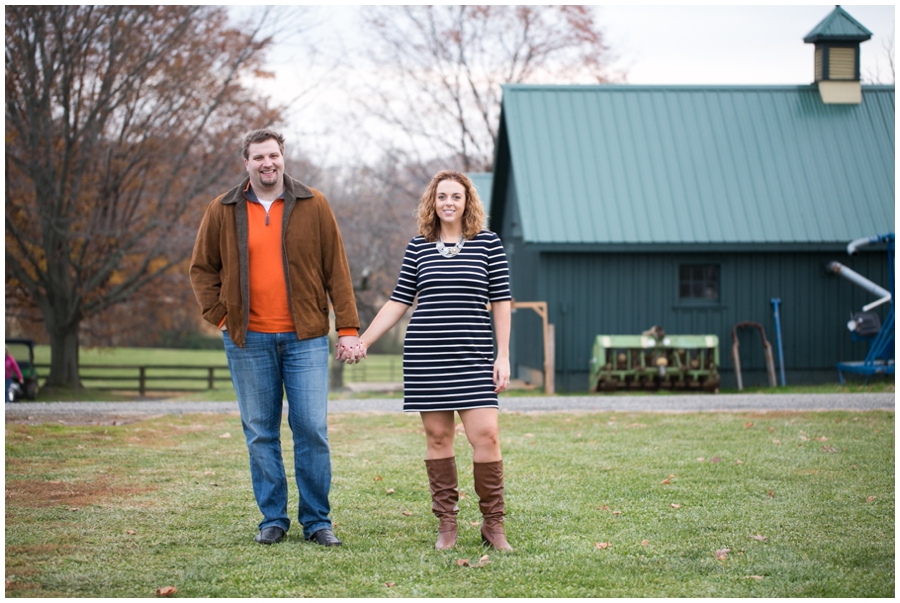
[{"xmin": 220, "ymin": 174, "xmax": 314, "ymax": 205}]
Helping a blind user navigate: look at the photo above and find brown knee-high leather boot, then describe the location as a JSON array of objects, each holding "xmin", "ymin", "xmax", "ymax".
[
  {"xmin": 425, "ymin": 456, "xmax": 459, "ymax": 549},
  {"xmin": 473, "ymin": 460, "xmax": 513, "ymax": 551}
]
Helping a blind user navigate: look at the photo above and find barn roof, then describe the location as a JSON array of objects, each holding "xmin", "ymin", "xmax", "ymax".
[
  {"xmin": 493, "ymin": 84, "xmax": 894, "ymax": 248},
  {"xmin": 467, "ymin": 172, "xmax": 493, "ymax": 215}
]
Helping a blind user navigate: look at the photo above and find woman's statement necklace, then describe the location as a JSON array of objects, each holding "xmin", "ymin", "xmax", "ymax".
[{"xmin": 436, "ymin": 235, "xmax": 465, "ymax": 258}]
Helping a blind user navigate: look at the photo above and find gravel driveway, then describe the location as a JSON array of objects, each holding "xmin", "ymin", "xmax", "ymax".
[{"xmin": 4, "ymin": 393, "xmax": 894, "ymax": 425}]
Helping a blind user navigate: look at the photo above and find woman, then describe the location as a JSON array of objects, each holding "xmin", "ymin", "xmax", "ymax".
[{"xmin": 350, "ymin": 170, "xmax": 513, "ymax": 551}]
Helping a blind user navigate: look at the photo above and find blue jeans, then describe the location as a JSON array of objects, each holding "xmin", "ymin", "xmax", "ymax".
[{"xmin": 223, "ymin": 331, "xmax": 332, "ymax": 538}]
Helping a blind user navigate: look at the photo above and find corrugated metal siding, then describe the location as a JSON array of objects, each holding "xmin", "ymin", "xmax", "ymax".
[
  {"xmin": 501, "ymin": 84, "xmax": 894, "ymax": 246},
  {"xmin": 500, "ymin": 166, "xmax": 545, "ymax": 377},
  {"xmin": 530, "ymin": 249, "xmax": 890, "ymax": 392}
]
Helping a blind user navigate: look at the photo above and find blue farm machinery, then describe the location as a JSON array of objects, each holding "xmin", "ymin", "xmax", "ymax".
[{"xmin": 827, "ymin": 233, "xmax": 894, "ymax": 383}]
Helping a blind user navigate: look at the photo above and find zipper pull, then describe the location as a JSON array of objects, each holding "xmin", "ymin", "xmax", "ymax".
[{"xmin": 265, "ymin": 211, "xmax": 269, "ymax": 226}]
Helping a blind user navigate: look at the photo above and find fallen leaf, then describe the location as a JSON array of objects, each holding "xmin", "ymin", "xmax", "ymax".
[
  {"xmin": 76, "ymin": 445, "xmax": 84, "ymax": 449},
  {"xmin": 768, "ymin": 427, "xmax": 775, "ymax": 433},
  {"xmin": 203, "ymin": 470, "xmax": 216, "ymax": 476},
  {"xmin": 457, "ymin": 558, "xmax": 470, "ymax": 566},
  {"xmin": 384, "ymin": 582, "xmax": 396, "ymax": 587},
  {"xmin": 696, "ymin": 457, "xmax": 705, "ymax": 462},
  {"xmin": 459, "ymin": 490, "xmax": 466, "ymax": 499},
  {"xmin": 219, "ymin": 432, "xmax": 231, "ymax": 439},
  {"xmin": 386, "ymin": 488, "xmax": 395, "ymax": 495},
  {"xmin": 594, "ymin": 542, "xmax": 610, "ymax": 549},
  {"xmin": 710, "ymin": 456, "xmax": 721, "ymax": 463},
  {"xmin": 822, "ymin": 445, "xmax": 837, "ymax": 453},
  {"xmin": 525, "ymin": 433, "xmax": 534, "ymax": 437},
  {"xmin": 798, "ymin": 435, "xmax": 809, "ymax": 441},
  {"xmin": 751, "ymin": 533, "xmax": 767, "ymax": 541},
  {"xmin": 598, "ymin": 505, "xmax": 610, "ymax": 510},
  {"xmin": 641, "ymin": 539, "xmax": 650, "ymax": 546},
  {"xmin": 374, "ymin": 475, "xmax": 383, "ymax": 482},
  {"xmin": 156, "ymin": 585, "xmax": 177, "ymax": 597},
  {"xmin": 714, "ymin": 548, "xmax": 730, "ymax": 561},
  {"xmin": 772, "ymin": 440, "xmax": 782, "ymax": 445},
  {"xmin": 661, "ymin": 474, "xmax": 674, "ymax": 484},
  {"xmin": 735, "ymin": 459, "xmax": 744, "ymax": 465},
  {"xmin": 768, "ymin": 490, "xmax": 775, "ymax": 498},
  {"xmin": 670, "ymin": 503, "xmax": 681, "ymax": 509},
  {"xmin": 68, "ymin": 507, "xmax": 79, "ymax": 512},
  {"xmin": 612, "ymin": 510, "xmax": 622, "ymax": 516},
  {"xmin": 747, "ymin": 575, "xmax": 764, "ymax": 580},
  {"xmin": 815, "ymin": 436, "xmax": 828, "ymax": 442},
  {"xmin": 866, "ymin": 496, "xmax": 877, "ymax": 503},
  {"xmin": 127, "ymin": 530, "xmax": 136, "ymax": 535},
  {"xmin": 470, "ymin": 521, "xmax": 480, "ymax": 526},
  {"xmin": 401, "ymin": 510, "xmax": 412, "ymax": 516},
  {"xmin": 474, "ymin": 554, "xmax": 491, "ymax": 567}
]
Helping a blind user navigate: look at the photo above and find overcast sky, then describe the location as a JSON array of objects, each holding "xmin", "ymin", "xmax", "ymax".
[{"xmin": 233, "ymin": 4, "xmax": 895, "ymax": 162}]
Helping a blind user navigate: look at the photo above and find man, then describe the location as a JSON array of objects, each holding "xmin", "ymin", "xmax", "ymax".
[{"xmin": 190, "ymin": 129, "xmax": 360, "ymax": 546}]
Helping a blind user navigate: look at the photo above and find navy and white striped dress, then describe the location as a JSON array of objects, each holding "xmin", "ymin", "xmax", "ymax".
[{"xmin": 390, "ymin": 230, "xmax": 511, "ymax": 412}]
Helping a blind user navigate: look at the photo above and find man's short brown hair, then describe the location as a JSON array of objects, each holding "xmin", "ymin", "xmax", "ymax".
[{"xmin": 241, "ymin": 129, "xmax": 285, "ymax": 159}]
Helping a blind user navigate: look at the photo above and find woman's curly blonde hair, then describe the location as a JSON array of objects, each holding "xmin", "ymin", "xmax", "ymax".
[{"xmin": 417, "ymin": 170, "xmax": 488, "ymax": 242}]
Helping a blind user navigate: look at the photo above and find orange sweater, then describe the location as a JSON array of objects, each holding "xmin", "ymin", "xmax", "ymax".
[{"xmin": 247, "ymin": 200, "xmax": 294, "ymax": 332}]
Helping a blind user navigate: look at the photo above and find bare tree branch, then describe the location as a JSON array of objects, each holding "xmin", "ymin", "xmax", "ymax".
[{"xmin": 6, "ymin": 6, "xmax": 283, "ymax": 386}]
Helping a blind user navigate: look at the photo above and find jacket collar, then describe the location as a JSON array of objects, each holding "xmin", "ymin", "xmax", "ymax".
[{"xmin": 219, "ymin": 174, "xmax": 314, "ymax": 205}]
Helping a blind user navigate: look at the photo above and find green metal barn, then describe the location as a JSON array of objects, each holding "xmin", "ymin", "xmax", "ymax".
[{"xmin": 487, "ymin": 10, "xmax": 893, "ymax": 392}]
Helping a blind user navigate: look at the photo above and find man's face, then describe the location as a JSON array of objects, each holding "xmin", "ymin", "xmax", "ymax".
[{"xmin": 244, "ymin": 138, "xmax": 284, "ymax": 193}]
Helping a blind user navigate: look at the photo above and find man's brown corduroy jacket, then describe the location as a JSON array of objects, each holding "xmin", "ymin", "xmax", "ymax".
[{"xmin": 189, "ymin": 174, "xmax": 359, "ymax": 348}]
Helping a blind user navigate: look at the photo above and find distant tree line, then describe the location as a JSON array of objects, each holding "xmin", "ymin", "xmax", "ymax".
[{"xmin": 5, "ymin": 5, "xmax": 619, "ymax": 389}]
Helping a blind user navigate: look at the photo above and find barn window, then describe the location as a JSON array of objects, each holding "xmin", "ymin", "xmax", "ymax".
[{"xmin": 679, "ymin": 264, "xmax": 719, "ymax": 301}]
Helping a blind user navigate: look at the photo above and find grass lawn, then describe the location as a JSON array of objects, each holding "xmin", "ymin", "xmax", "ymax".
[{"xmin": 5, "ymin": 410, "xmax": 894, "ymax": 597}]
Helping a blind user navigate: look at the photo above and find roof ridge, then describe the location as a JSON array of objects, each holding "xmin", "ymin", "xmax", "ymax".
[{"xmin": 502, "ymin": 83, "xmax": 895, "ymax": 92}]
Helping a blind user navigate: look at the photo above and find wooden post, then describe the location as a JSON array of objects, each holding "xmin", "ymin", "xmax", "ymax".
[
  {"xmin": 208, "ymin": 367, "xmax": 215, "ymax": 390},
  {"xmin": 510, "ymin": 301, "xmax": 555, "ymax": 395},
  {"xmin": 547, "ymin": 324, "xmax": 555, "ymax": 395},
  {"xmin": 139, "ymin": 367, "xmax": 146, "ymax": 396}
]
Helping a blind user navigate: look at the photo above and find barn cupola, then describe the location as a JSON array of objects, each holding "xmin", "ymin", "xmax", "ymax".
[{"xmin": 803, "ymin": 5, "xmax": 872, "ymax": 104}]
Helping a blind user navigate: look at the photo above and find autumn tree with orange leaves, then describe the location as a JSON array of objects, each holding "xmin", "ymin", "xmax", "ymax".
[
  {"xmin": 5, "ymin": 6, "xmax": 284, "ymax": 388},
  {"xmin": 356, "ymin": 5, "xmax": 623, "ymax": 174}
]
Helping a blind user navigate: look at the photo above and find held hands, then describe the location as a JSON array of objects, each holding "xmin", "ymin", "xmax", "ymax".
[
  {"xmin": 493, "ymin": 356, "xmax": 511, "ymax": 393},
  {"xmin": 336, "ymin": 336, "xmax": 368, "ymax": 364}
]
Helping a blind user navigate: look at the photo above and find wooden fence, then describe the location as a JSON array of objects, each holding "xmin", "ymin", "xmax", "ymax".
[
  {"xmin": 34, "ymin": 358, "xmax": 404, "ymax": 395},
  {"xmin": 34, "ymin": 364, "xmax": 233, "ymax": 395}
]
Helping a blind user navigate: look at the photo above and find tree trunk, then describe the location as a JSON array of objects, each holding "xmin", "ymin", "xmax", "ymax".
[
  {"xmin": 45, "ymin": 320, "xmax": 81, "ymax": 389},
  {"xmin": 329, "ymin": 358, "xmax": 345, "ymax": 391}
]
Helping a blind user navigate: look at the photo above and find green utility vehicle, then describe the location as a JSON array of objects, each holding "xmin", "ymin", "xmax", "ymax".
[{"xmin": 6, "ymin": 338, "xmax": 39, "ymax": 400}]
